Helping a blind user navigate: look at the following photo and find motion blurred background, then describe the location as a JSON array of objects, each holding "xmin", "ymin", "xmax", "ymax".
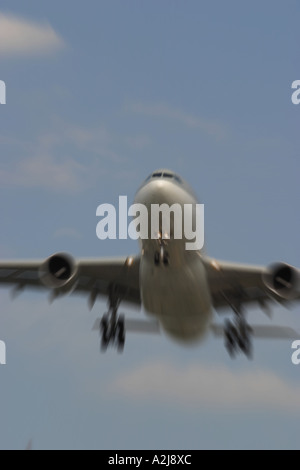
[{"xmin": 0, "ymin": 1, "xmax": 299, "ymax": 449}]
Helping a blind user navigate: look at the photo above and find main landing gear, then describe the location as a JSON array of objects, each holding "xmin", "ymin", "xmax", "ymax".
[
  {"xmin": 100, "ymin": 288, "xmax": 125, "ymax": 353},
  {"xmin": 224, "ymin": 304, "xmax": 253, "ymax": 359}
]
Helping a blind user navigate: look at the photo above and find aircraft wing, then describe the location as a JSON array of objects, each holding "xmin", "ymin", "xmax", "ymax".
[
  {"xmin": 203, "ymin": 256, "xmax": 298, "ymax": 312},
  {"xmin": 0, "ymin": 254, "xmax": 141, "ymax": 308}
]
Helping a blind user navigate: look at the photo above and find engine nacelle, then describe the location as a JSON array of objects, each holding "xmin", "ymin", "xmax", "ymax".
[
  {"xmin": 39, "ymin": 253, "xmax": 78, "ymax": 294},
  {"xmin": 263, "ymin": 262, "xmax": 300, "ymax": 300}
]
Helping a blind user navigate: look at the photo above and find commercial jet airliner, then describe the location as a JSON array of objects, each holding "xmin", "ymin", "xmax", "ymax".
[{"xmin": 0, "ymin": 169, "xmax": 299, "ymax": 358}]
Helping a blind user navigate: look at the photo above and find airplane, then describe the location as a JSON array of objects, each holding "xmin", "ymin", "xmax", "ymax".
[{"xmin": 0, "ymin": 168, "xmax": 299, "ymax": 359}]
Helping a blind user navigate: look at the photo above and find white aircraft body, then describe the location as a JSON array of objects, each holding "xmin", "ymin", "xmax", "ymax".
[{"xmin": 0, "ymin": 169, "xmax": 299, "ymax": 358}]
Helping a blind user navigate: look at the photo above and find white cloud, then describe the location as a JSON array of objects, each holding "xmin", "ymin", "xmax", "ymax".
[
  {"xmin": 0, "ymin": 123, "xmax": 120, "ymax": 193},
  {"xmin": 0, "ymin": 12, "xmax": 65, "ymax": 56},
  {"xmin": 0, "ymin": 120, "xmax": 143, "ymax": 192},
  {"xmin": 63, "ymin": 124, "xmax": 124, "ymax": 164},
  {"xmin": 109, "ymin": 360, "xmax": 300, "ymax": 411},
  {"xmin": 0, "ymin": 154, "xmax": 89, "ymax": 192},
  {"xmin": 128, "ymin": 102, "xmax": 229, "ymax": 140}
]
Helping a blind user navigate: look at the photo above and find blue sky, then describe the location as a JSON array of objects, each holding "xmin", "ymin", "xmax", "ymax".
[{"xmin": 0, "ymin": 1, "xmax": 299, "ymax": 449}]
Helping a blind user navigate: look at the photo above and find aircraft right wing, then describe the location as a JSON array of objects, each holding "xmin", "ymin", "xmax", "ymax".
[{"xmin": 0, "ymin": 253, "xmax": 141, "ymax": 309}]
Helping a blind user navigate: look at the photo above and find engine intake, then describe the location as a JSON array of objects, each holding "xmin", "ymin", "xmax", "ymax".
[
  {"xmin": 263, "ymin": 262, "xmax": 300, "ymax": 300},
  {"xmin": 39, "ymin": 253, "xmax": 78, "ymax": 293}
]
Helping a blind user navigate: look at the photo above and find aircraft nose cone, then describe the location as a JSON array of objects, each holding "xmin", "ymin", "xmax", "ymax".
[{"xmin": 136, "ymin": 179, "xmax": 176, "ymax": 206}]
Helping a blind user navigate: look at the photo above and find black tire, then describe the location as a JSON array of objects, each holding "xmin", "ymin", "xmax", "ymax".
[
  {"xmin": 100, "ymin": 315, "xmax": 108, "ymax": 332},
  {"xmin": 240, "ymin": 337, "xmax": 253, "ymax": 359},
  {"xmin": 117, "ymin": 316, "xmax": 125, "ymax": 353},
  {"xmin": 100, "ymin": 315, "xmax": 110, "ymax": 352},
  {"xmin": 224, "ymin": 320, "xmax": 237, "ymax": 358},
  {"xmin": 100, "ymin": 328, "xmax": 110, "ymax": 352},
  {"xmin": 163, "ymin": 253, "xmax": 169, "ymax": 266}
]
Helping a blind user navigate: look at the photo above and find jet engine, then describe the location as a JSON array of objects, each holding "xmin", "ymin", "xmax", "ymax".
[
  {"xmin": 39, "ymin": 253, "xmax": 78, "ymax": 294},
  {"xmin": 263, "ymin": 263, "xmax": 300, "ymax": 300}
]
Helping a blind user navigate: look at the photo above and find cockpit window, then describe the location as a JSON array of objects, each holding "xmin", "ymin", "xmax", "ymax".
[
  {"xmin": 144, "ymin": 170, "xmax": 182, "ymax": 185},
  {"xmin": 174, "ymin": 175, "xmax": 182, "ymax": 184}
]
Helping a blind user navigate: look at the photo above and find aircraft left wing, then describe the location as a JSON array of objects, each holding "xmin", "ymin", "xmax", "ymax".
[
  {"xmin": 203, "ymin": 256, "xmax": 300, "ymax": 312},
  {"xmin": 0, "ymin": 253, "xmax": 141, "ymax": 308}
]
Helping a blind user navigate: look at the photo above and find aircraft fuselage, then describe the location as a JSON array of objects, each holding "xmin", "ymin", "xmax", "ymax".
[{"xmin": 134, "ymin": 170, "xmax": 212, "ymax": 342}]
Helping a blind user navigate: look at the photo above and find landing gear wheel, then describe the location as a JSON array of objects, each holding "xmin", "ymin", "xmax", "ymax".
[
  {"xmin": 100, "ymin": 316, "xmax": 110, "ymax": 351},
  {"xmin": 99, "ymin": 314, "xmax": 126, "ymax": 353},
  {"xmin": 154, "ymin": 251, "xmax": 160, "ymax": 265},
  {"xmin": 154, "ymin": 250, "xmax": 169, "ymax": 266},
  {"xmin": 163, "ymin": 253, "xmax": 169, "ymax": 266},
  {"xmin": 224, "ymin": 320, "xmax": 237, "ymax": 358},
  {"xmin": 239, "ymin": 336, "xmax": 252, "ymax": 359},
  {"xmin": 117, "ymin": 315, "xmax": 125, "ymax": 352},
  {"xmin": 99, "ymin": 286, "xmax": 127, "ymax": 353},
  {"xmin": 224, "ymin": 316, "xmax": 253, "ymax": 359}
]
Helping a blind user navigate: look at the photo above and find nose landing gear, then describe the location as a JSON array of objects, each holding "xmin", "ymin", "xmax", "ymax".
[
  {"xmin": 154, "ymin": 247, "xmax": 169, "ymax": 266},
  {"xmin": 154, "ymin": 232, "xmax": 169, "ymax": 266}
]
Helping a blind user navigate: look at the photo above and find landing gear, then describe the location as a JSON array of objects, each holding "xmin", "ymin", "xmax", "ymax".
[
  {"xmin": 154, "ymin": 234, "xmax": 169, "ymax": 266},
  {"xmin": 154, "ymin": 249, "xmax": 169, "ymax": 266},
  {"xmin": 224, "ymin": 308, "xmax": 253, "ymax": 359},
  {"xmin": 100, "ymin": 288, "xmax": 126, "ymax": 353},
  {"xmin": 154, "ymin": 251, "xmax": 160, "ymax": 266}
]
